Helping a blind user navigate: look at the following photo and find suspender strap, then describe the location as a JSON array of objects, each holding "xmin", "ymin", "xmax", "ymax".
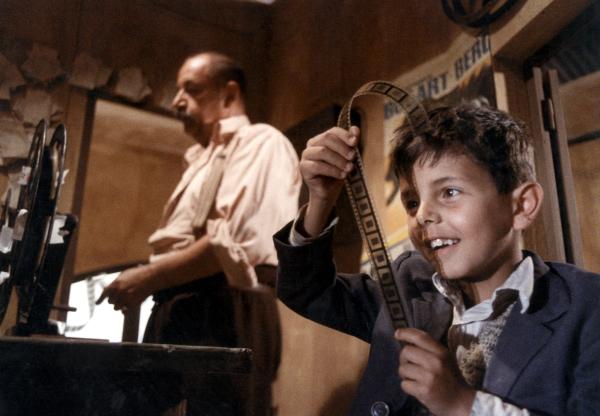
[{"xmin": 191, "ymin": 147, "xmax": 227, "ymax": 232}]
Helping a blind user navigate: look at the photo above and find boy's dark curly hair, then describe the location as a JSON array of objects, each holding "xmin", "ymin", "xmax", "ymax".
[{"xmin": 393, "ymin": 104, "xmax": 534, "ymax": 193}]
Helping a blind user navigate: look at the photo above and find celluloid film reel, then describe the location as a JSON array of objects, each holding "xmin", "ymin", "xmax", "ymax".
[
  {"xmin": 34, "ymin": 124, "xmax": 68, "ymax": 289},
  {"xmin": 21, "ymin": 124, "xmax": 68, "ymax": 331},
  {"xmin": 0, "ymin": 120, "xmax": 48, "ymax": 324},
  {"xmin": 441, "ymin": 0, "xmax": 519, "ymax": 28},
  {"xmin": 337, "ymin": 81, "xmax": 431, "ymax": 330},
  {"xmin": 0, "ymin": 121, "xmax": 68, "ymax": 332}
]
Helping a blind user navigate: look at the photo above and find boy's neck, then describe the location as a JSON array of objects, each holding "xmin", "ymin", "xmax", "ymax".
[{"xmin": 457, "ymin": 249, "xmax": 524, "ymax": 306}]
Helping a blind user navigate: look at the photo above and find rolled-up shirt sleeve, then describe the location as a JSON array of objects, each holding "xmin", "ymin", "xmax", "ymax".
[{"xmin": 208, "ymin": 123, "xmax": 301, "ymax": 287}]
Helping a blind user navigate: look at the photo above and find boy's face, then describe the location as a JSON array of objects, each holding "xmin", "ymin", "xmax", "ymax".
[{"xmin": 399, "ymin": 153, "xmax": 522, "ymax": 287}]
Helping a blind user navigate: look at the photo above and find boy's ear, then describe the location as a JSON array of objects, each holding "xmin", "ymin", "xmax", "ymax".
[{"xmin": 512, "ymin": 182, "xmax": 544, "ymax": 231}]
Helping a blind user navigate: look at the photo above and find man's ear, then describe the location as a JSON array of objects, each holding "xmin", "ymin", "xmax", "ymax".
[
  {"xmin": 512, "ymin": 181, "xmax": 544, "ymax": 231},
  {"xmin": 223, "ymin": 80, "xmax": 241, "ymax": 108}
]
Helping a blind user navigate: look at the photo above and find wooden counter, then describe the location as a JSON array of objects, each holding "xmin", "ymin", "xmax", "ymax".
[{"xmin": 0, "ymin": 336, "xmax": 252, "ymax": 416}]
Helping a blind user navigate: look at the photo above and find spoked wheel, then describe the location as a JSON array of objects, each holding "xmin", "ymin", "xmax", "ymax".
[
  {"xmin": 24, "ymin": 124, "xmax": 70, "ymax": 334},
  {"xmin": 0, "ymin": 120, "xmax": 48, "ymax": 326},
  {"xmin": 441, "ymin": 0, "xmax": 519, "ymax": 27}
]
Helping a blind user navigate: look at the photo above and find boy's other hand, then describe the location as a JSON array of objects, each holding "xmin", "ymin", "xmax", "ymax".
[
  {"xmin": 395, "ymin": 328, "xmax": 476, "ymax": 416},
  {"xmin": 300, "ymin": 126, "xmax": 359, "ymax": 236}
]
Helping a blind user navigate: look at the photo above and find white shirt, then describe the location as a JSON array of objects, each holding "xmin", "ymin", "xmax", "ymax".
[
  {"xmin": 433, "ymin": 256, "xmax": 535, "ymax": 416},
  {"xmin": 148, "ymin": 115, "xmax": 301, "ymax": 287}
]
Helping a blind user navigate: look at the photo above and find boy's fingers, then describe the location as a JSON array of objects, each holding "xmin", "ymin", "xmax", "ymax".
[
  {"xmin": 395, "ymin": 328, "xmax": 444, "ymax": 355},
  {"xmin": 323, "ymin": 126, "xmax": 359, "ymax": 146},
  {"xmin": 399, "ymin": 343, "xmax": 435, "ymax": 369},
  {"xmin": 398, "ymin": 360, "xmax": 423, "ymax": 382},
  {"xmin": 302, "ymin": 146, "xmax": 354, "ymax": 172},
  {"xmin": 301, "ymin": 160, "xmax": 348, "ymax": 180},
  {"xmin": 309, "ymin": 127, "xmax": 359, "ymax": 155},
  {"xmin": 307, "ymin": 137, "xmax": 355, "ymax": 162}
]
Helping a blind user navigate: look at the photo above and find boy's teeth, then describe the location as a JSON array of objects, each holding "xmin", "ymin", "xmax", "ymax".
[{"xmin": 430, "ymin": 238, "xmax": 457, "ymax": 249}]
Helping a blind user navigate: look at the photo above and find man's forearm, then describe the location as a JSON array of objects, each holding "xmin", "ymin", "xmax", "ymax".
[{"xmin": 143, "ymin": 235, "xmax": 222, "ymax": 293}]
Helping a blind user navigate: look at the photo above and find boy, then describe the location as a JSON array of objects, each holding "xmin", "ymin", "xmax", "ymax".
[{"xmin": 274, "ymin": 105, "xmax": 600, "ymax": 415}]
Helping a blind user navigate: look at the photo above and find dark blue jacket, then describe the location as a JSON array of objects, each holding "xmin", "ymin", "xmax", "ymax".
[{"xmin": 274, "ymin": 222, "xmax": 600, "ymax": 415}]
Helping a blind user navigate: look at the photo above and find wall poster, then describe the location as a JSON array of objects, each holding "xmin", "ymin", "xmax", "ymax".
[{"xmin": 362, "ymin": 32, "xmax": 496, "ymax": 269}]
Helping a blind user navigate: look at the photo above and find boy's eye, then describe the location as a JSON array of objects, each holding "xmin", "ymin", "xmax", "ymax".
[
  {"xmin": 443, "ymin": 188, "xmax": 460, "ymax": 198},
  {"xmin": 404, "ymin": 199, "xmax": 419, "ymax": 213}
]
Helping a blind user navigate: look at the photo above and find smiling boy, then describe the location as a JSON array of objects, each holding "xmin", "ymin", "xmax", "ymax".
[{"xmin": 274, "ymin": 104, "xmax": 600, "ymax": 415}]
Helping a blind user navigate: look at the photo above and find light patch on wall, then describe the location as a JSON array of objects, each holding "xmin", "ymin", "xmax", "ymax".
[
  {"xmin": 69, "ymin": 52, "xmax": 112, "ymax": 90},
  {"xmin": 114, "ymin": 67, "xmax": 152, "ymax": 102},
  {"xmin": 0, "ymin": 53, "xmax": 26, "ymax": 100},
  {"xmin": 65, "ymin": 272, "xmax": 154, "ymax": 343},
  {"xmin": 20, "ymin": 43, "xmax": 65, "ymax": 83},
  {"xmin": 11, "ymin": 88, "xmax": 63, "ymax": 125}
]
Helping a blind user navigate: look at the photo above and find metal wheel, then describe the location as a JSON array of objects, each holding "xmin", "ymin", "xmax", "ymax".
[
  {"xmin": 441, "ymin": 0, "xmax": 520, "ymax": 28},
  {"xmin": 25, "ymin": 124, "xmax": 69, "ymax": 333},
  {"xmin": 0, "ymin": 120, "xmax": 47, "ymax": 326}
]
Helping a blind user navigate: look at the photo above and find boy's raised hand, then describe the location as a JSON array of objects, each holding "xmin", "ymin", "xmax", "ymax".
[
  {"xmin": 395, "ymin": 328, "xmax": 476, "ymax": 416},
  {"xmin": 300, "ymin": 126, "xmax": 359, "ymax": 236}
]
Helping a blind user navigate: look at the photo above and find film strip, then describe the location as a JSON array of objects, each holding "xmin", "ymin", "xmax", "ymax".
[{"xmin": 337, "ymin": 81, "xmax": 431, "ymax": 330}]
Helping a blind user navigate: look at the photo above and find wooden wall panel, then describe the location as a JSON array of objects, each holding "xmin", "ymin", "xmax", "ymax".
[
  {"xmin": 73, "ymin": 99, "xmax": 192, "ymax": 274},
  {"xmin": 568, "ymin": 140, "xmax": 600, "ymax": 274},
  {"xmin": 265, "ymin": 0, "xmax": 462, "ymax": 131},
  {"xmin": 73, "ymin": 0, "xmax": 270, "ymax": 120},
  {"xmin": 274, "ymin": 303, "xmax": 370, "ymax": 416},
  {"xmin": 561, "ymin": 71, "xmax": 600, "ymax": 274}
]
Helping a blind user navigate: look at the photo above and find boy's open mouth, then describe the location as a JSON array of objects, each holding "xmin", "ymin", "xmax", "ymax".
[{"xmin": 429, "ymin": 238, "xmax": 459, "ymax": 250}]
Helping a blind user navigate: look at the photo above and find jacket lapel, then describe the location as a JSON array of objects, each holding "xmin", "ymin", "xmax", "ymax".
[
  {"xmin": 392, "ymin": 251, "xmax": 452, "ymax": 340},
  {"xmin": 483, "ymin": 252, "xmax": 569, "ymax": 396},
  {"xmin": 412, "ymin": 293, "xmax": 452, "ymax": 341}
]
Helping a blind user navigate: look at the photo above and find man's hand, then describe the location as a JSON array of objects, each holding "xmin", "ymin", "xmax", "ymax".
[
  {"xmin": 300, "ymin": 126, "xmax": 359, "ymax": 236},
  {"xmin": 395, "ymin": 328, "xmax": 476, "ymax": 416},
  {"xmin": 96, "ymin": 265, "xmax": 156, "ymax": 311}
]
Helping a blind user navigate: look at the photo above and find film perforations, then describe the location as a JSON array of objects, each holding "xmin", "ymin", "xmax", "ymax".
[{"xmin": 337, "ymin": 81, "xmax": 431, "ymax": 330}]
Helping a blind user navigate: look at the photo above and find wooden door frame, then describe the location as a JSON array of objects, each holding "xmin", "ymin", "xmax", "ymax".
[{"xmin": 490, "ymin": 0, "xmax": 592, "ymax": 262}]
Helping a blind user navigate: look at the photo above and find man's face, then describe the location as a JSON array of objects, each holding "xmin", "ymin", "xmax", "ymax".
[
  {"xmin": 172, "ymin": 57, "xmax": 224, "ymax": 146},
  {"xmin": 399, "ymin": 153, "xmax": 521, "ymax": 288}
]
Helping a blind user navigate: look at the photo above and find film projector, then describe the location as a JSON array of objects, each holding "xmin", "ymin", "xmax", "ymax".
[
  {"xmin": 0, "ymin": 120, "xmax": 75, "ymax": 336},
  {"xmin": 0, "ymin": 120, "xmax": 250, "ymax": 416}
]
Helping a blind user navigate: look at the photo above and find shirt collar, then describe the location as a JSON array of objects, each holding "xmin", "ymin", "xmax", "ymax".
[
  {"xmin": 183, "ymin": 115, "xmax": 250, "ymax": 165},
  {"xmin": 432, "ymin": 256, "xmax": 535, "ymax": 323},
  {"xmin": 214, "ymin": 115, "xmax": 250, "ymax": 144}
]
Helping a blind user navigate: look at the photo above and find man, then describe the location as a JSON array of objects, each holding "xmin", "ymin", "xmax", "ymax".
[{"xmin": 98, "ymin": 52, "xmax": 301, "ymax": 415}]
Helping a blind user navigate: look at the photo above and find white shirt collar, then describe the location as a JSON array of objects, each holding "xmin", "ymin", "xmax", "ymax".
[
  {"xmin": 432, "ymin": 256, "xmax": 534, "ymax": 324},
  {"xmin": 216, "ymin": 115, "xmax": 250, "ymax": 142},
  {"xmin": 184, "ymin": 115, "xmax": 250, "ymax": 164}
]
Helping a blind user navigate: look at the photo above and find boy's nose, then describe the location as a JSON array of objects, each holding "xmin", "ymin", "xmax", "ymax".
[{"xmin": 416, "ymin": 201, "xmax": 438, "ymax": 225}]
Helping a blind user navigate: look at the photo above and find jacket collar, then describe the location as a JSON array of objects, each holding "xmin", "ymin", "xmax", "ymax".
[{"xmin": 483, "ymin": 251, "xmax": 569, "ymax": 396}]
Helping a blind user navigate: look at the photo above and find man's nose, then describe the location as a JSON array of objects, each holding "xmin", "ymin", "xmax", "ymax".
[{"xmin": 172, "ymin": 89, "xmax": 185, "ymax": 110}]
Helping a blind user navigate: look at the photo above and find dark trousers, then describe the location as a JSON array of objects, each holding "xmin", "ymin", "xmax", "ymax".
[{"xmin": 143, "ymin": 271, "xmax": 281, "ymax": 416}]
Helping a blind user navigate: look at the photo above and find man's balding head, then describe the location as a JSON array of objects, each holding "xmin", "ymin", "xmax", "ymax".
[
  {"xmin": 184, "ymin": 52, "xmax": 247, "ymax": 98},
  {"xmin": 172, "ymin": 52, "xmax": 246, "ymax": 146}
]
